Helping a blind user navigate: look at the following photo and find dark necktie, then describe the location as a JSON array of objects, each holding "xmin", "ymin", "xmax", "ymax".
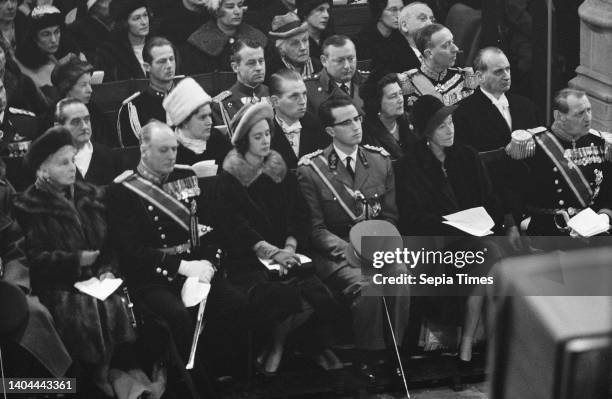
[
  {"xmin": 346, "ymin": 157, "xmax": 355, "ymax": 179},
  {"xmin": 341, "ymin": 84, "xmax": 350, "ymax": 96}
]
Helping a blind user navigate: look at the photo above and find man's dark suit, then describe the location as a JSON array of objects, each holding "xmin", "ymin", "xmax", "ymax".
[
  {"xmin": 453, "ymin": 87, "xmax": 539, "ymax": 152},
  {"xmin": 271, "ymin": 112, "xmax": 331, "ymax": 170},
  {"xmin": 453, "ymin": 87, "xmax": 540, "ymax": 222},
  {"xmin": 76, "ymin": 143, "xmax": 121, "ymax": 186}
]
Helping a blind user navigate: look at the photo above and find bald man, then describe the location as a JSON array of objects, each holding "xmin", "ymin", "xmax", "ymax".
[
  {"xmin": 106, "ymin": 121, "xmax": 249, "ymax": 393},
  {"xmin": 372, "ymin": 1, "xmax": 435, "ymax": 73}
]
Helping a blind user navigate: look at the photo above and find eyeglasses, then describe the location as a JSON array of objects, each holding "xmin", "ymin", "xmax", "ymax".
[{"xmin": 331, "ymin": 114, "xmax": 362, "ymax": 127}]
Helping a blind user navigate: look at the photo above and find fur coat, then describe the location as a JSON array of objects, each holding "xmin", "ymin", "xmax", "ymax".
[{"xmin": 13, "ymin": 181, "xmax": 135, "ymax": 364}]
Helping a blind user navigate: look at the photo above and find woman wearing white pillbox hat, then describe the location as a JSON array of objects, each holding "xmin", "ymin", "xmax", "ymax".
[{"xmin": 163, "ymin": 77, "xmax": 231, "ymax": 170}]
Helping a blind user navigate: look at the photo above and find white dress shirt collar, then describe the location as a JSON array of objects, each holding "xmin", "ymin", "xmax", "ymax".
[
  {"xmin": 333, "ymin": 144, "xmax": 358, "ymax": 167},
  {"xmin": 481, "ymin": 88, "xmax": 512, "ymax": 129},
  {"xmin": 74, "ymin": 141, "xmax": 94, "ymax": 177}
]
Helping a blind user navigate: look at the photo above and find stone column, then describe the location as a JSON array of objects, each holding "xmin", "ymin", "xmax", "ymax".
[{"xmin": 569, "ymin": 0, "xmax": 612, "ymax": 131}]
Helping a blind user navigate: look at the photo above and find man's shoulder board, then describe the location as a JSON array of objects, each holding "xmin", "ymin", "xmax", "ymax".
[
  {"xmin": 8, "ymin": 107, "xmax": 35, "ymax": 117},
  {"xmin": 212, "ymin": 90, "xmax": 232, "ymax": 103},
  {"xmin": 121, "ymin": 91, "xmax": 141, "ymax": 105},
  {"xmin": 589, "ymin": 128, "xmax": 611, "ymax": 138},
  {"xmin": 362, "ymin": 144, "xmax": 390, "ymax": 157},
  {"xmin": 298, "ymin": 149, "xmax": 323, "ymax": 166},
  {"xmin": 527, "ymin": 126, "xmax": 548, "ymax": 135},
  {"xmin": 113, "ymin": 170, "xmax": 135, "ymax": 183}
]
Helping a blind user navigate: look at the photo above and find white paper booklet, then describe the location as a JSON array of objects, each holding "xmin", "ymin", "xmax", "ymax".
[
  {"xmin": 567, "ymin": 208, "xmax": 610, "ymax": 237},
  {"xmin": 442, "ymin": 206, "xmax": 495, "ymax": 236},
  {"xmin": 74, "ymin": 277, "xmax": 123, "ymax": 301},
  {"xmin": 259, "ymin": 254, "xmax": 312, "ymax": 271}
]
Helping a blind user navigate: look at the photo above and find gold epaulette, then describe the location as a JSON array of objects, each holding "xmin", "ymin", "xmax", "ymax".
[
  {"xmin": 8, "ymin": 107, "xmax": 35, "ymax": 117},
  {"xmin": 121, "ymin": 91, "xmax": 141, "ymax": 105},
  {"xmin": 505, "ymin": 128, "xmax": 546, "ymax": 160},
  {"xmin": 113, "ymin": 170, "xmax": 135, "ymax": 183},
  {"xmin": 398, "ymin": 69, "xmax": 418, "ymax": 95},
  {"xmin": 212, "ymin": 90, "xmax": 232, "ymax": 103},
  {"xmin": 298, "ymin": 149, "xmax": 323, "ymax": 166},
  {"xmin": 362, "ymin": 144, "xmax": 390, "ymax": 157}
]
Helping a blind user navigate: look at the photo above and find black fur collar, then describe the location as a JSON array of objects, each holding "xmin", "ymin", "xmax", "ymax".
[{"xmin": 222, "ymin": 149, "xmax": 286, "ymax": 187}]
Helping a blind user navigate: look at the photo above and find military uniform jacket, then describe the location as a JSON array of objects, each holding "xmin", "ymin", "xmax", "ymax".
[
  {"xmin": 106, "ymin": 167, "xmax": 212, "ymax": 291},
  {"xmin": 522, "ymin": 128, "xmax": 612, "ymax": 235},
  {"xmin": 401, "ymin": 66, "xmax": 477, "ymax": 106},
  {"xmin": 0, "ymin": 107, "xmax": 39, "ymax": 158},
  {"xmin": 305, "ymin": 69, "xmax": 365, "ymax": 116},
  {"xmin": 211, "ymin": 81, "xmax": 270, "ymax": 128},
  {"xmin": 117, "ymin": 85, "xmax": 169, "ymax": 148},
  {"xmin": 297, "ymin": 144, "xmax": 398, "ymax": 278}
]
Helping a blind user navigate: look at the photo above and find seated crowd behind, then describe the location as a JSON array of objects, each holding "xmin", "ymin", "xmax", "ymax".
[{"xmin": 0, "ymin": 0, "xmax": 606, "ymax": 397}]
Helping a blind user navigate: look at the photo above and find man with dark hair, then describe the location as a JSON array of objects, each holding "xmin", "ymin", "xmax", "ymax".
[
  {"xmin": 55, "ymin": 98, "xmax": 120, "ymax": 186},
  {"xmin": 506, "ymin": 88, "xmax": 612, "ymax": 236},
  {"xmin": 401, "ymin": 23, "xmax": 477, "ymax": 106},
  {"xmin": 117, "ymin": 36, "xmax": 177, "ymax": 147},
  {"xmin": 453, "ymin": 47, "xmax": 539, "ymax": 247},
  {"xmin": 269, "ymin": 69, "xmax": 329, "ymax": 169},
  {"xmin": 297, "ymin": 95, "xmax": 410, "ymax": 383},
  {"xmin": 305, "ymin": 35, "xmax": 365, "ymax": 116},
  {"xmin": 211, "ymin": 39, "xmax": 269, "ymax": 127}
]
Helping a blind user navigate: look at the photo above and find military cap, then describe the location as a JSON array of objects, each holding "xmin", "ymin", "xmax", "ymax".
[{"xmin": 345, "ymin": 220, "xmax": 403, "ymax": 268}]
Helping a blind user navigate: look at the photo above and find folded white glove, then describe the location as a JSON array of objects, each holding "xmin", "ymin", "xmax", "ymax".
[{"xmin": 178, "ymin": 260, "xmax": 215, "ymax": 282}]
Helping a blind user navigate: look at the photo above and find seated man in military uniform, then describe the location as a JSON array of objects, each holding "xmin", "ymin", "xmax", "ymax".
[
  {"xmin": 0, "ymin": 77, "xmax": 39, "ymax": 158},
  {"xmin": 106, "ymin": 121, "xmax": 249, "ymax": 393},
  {"xmin": 297, "ymin": 96, "xmax": 410, "ymax": 383},
  {"xmin": 400, "ymin": 23, "xmax": 478, "ymax": 107},
  {"xmin": 305, "ymin": 35, "xmax": 366, "ymax": 116},
  {"xmin": 506, "ymin": 88, "xmax": 612, "ymax": 237},
  {"xmin": 211, "ymin": 39, "xmax": 269, "ymax": 131},
  {"xmin": 117, "ymin": 37, "xmax": 177, "ymax": 148}
]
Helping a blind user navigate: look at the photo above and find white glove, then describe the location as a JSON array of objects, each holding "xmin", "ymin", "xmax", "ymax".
[{"xmin": 178, "ymin": 260, "xmax": 215, "ymax": 282}]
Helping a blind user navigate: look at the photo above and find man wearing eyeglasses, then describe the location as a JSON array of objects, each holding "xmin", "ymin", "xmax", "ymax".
[
  {"xmin": 297, "ymin": 95, "xmax": 410, "ymax": 384},
  {"xmin": 305, "ymin": 35, "xmax": 365, "ymax": 117}
]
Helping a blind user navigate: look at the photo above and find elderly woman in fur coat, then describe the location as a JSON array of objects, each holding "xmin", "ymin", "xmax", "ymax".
[
  {"xmin": 213, "ymin": 102, "xmax": 342, "ymax": 375},
  {"xmin": 13, "ymin": 127, "xmax": 135, "ymax": 397}
]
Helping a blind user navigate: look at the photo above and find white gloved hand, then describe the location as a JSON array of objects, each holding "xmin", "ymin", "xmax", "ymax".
[
  {"xmin": 197, "ymin": 261, "xmax": 215, "ymax": 284},
  {"xmin": 178, "ymin": 260, "xmax": 215, "ymax": 279}
]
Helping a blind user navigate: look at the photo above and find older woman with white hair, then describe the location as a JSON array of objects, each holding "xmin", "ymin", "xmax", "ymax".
[
  {"xmin": 13, "ymin": 126, "xmax": 136, "ymax": 396},
  {"xmin": 181, "ymin": 0, "xmax": 267, "ymax": 74},
  {"xmin": 213, "ymin": 101, "xmax": 343, "ymax": 375},
  {"xmin": 265, "ymin": 12, "xmax": 321, "ymax": 82},
  {"xmin": 163, "ymin": 77, "xmax": 231, "ymax": 169}
]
